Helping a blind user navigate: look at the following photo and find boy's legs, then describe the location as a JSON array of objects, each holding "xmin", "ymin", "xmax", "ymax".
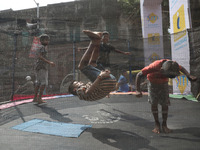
[
  {"xmin": 152, "ymin": 104, "xmax": 172, "ymax": 133},
  {"xmin": 33, "ymin": 69, "xmax": 48, "ymax": 104},
  {"xmin": 78, "ymin": 42, "xmax": 98, "ymax": 70},
  {"xmin": 149, "ymin": 82, "xmax": 171, "ymax": 134},
  {"xmin": 148, "ymin": 82, "xmax": 160, "ymax": 133},
  {"xmin": 151, "ymin": 104, "xmax": 160, "ymax": 134},
  {"xmin": 38, "ymin": 85, "xmax": 46, "ymax": 104},
  {"xmin": 88, "ymin": 46, "xmax": 100, "ymax": 66},
  {"xmin": 162, "ymin": 105, "xmax": 172, "ymax": 133},
  {"xmin": 33, "ymin": 85, "xmax": 39, "ymax": 102},
  {"xmin": 33, "ymin": 85, "xmax": 47, "ymax": 104},
  {"xmin": 78, "ymin": 30, "xmax": 101, "ymax": 70},
  {"xmin": 33, "ymin": 70, "xmax": 39, "ymax": 102}
]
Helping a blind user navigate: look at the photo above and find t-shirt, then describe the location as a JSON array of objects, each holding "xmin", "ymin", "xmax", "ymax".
[
  {"xmin": 97, "ymin": 43, "xmax": 115, "ymax": 67},
  {"xmin": 35, "ymin": 45, "xmax": 48, "ymax": 71},
  {"xmin": 20, "ymin": 81, "xmax": 34, "ymax": 94},
  {"xmin": 117, "ymin": 75, "xmax": 129, "ymax": 92},
  {"xmin": 142, "ymin": 59, "xmax": 181, "ymax": 84},
  {"xmin": 76, "ymin": 78, "xmax": 116, "ymax": 101}
]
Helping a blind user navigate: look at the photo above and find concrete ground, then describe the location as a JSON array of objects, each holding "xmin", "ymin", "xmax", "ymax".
[{"xmin": 0, "ymin": 95, "xmax": 200, "ymax": 150}]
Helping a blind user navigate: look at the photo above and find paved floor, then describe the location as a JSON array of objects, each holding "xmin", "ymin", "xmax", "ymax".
[{"xmin": 0, "ymin": 95, "xmax": 200, "ymax": 150}]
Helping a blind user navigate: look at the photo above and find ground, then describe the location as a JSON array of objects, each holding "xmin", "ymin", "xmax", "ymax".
[{"xmin": 0, "ymin": 95, "xmax": 200, "ymax": 150}]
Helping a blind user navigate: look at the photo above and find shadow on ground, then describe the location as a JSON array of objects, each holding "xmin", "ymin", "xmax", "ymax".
[{"xmin": 88, "ymin": 128, "xmax": 157, "ymax": 150}]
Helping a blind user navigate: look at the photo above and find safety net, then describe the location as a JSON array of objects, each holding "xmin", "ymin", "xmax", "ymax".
[
  {"xmin": 1, "ymin": 27, "xmax": 200, "ymax": 102},
  {"xmin": 0, "ymin": 0, "xmax": 199, "ymax": 102}
]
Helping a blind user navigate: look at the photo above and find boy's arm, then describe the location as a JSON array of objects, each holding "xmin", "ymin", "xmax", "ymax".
[
  {"xmin": 115, "ymin": 82, "xmax": 120, "ymax": 91},
  {"xmin": 20, "ymin": 82, "xmax": 29, "ymax": 89},
  {"xmin": 135, "ymin": 71, "xmax": 144, "ymax": 97},
  {"xmin": 78, "ymin": 47, "xmax": 88, "ymax": 51},
  {"xmin": 179, "ymin": 66, "xmax": 197, "ymax": 81},
  {"xmin": 108, "ymin": 44, "xmax": 131, "ymax": 55},
  {"xmin": 38, "ymin": 54, "xmax": 55, "ymax": 67},
  {"xmin": 114, "ymin": 49, "xmax": 131, "ymax": 55},
  {"xmin": 85, "ymin": 70, "xmax": 111, "ymax": 94}
]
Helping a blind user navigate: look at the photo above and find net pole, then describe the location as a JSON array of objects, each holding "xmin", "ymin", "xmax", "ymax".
[
  {"xmin": 73, "ymin": 40, "xmax": 76, "ymax": 80},
  {"xmin": 11, "ymin": 33, "xmax": 18, "ymax": 101},
  {"xmin": 128, "ymin": 40, "xmax": 132, "ymax": 88}
]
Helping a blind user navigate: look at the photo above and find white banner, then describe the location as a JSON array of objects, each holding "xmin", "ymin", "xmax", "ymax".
[
  {"xmin": 169, "ymin": 0, "xmax": 191, "ymax": 94},
  {"xmin": 140, "ymin": 0, "xmax": 164, "ymax": 66}
]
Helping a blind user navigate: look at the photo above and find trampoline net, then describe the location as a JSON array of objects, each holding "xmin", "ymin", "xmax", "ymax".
[{"xmin": 0, "ymin": 1, "xmax": 199, "ymax": 102}]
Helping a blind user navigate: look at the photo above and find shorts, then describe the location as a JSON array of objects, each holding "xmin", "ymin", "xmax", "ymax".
[
  {"xmin": 148, "ymin": 82, "xmax": 170, "ymax": 106},
  {"xmin": 96, "ymin": 63, "xmax": 105, "ymax": 71},
  {"xmin": 81, "ymin": 65, "xmax": 115, "ymax": 82},
  {"xmin": 35, "ymin": 69, "xmax": 48, "ymax": 86}
]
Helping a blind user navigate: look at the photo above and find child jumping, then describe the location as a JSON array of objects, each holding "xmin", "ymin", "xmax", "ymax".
[{"xmin": 68, "ymin": 30, "xmax": 116, "ymax": 101}]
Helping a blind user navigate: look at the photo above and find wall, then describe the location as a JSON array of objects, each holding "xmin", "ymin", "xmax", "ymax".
[{"xmin": 0, "ymin": 0, "xmax": 144, "ymax": 101}]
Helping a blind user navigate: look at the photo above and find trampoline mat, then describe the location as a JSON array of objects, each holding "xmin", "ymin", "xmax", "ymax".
[{"xmin": 12, "ymin": 119, "xmax": 92, "ymax": 138}]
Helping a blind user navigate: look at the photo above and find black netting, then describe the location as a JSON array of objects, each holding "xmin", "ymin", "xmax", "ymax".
[
  {"xmin": 0, "ymin": 0, "xmax": 199, "ymax": 102},
  {"xmin": 189, "ymin": 27, "xmax": 200, "ymax": 97},
  {"xmin": 0, "ymin": 28, "xmax": 195, "ymax": 102},
  {"xmin": 1, "ymin": 27, "xmax": 200, "ymax": 102}
]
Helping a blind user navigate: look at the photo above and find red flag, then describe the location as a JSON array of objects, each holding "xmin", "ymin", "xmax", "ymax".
[{"xmin": 29, "ymin": 36, "xmax": 41, "ymax": 58}]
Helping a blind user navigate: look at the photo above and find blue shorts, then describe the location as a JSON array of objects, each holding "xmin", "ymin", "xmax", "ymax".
[{"xmin": 81, "ymin": 65, "xmax": 115, "ymax": 82}]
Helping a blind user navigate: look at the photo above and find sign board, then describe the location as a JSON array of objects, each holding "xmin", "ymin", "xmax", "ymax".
[
  {"xmin": 140, "ymin": 0, "xmax": 164, "ymax": 66},
  {"xmin": 169, "ymin": 0, "xmax": 192, "ymax": 94}
]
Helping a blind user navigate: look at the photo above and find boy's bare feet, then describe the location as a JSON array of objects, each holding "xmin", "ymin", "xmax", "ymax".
[
  {"xmin": 83, "ymin": 30, "xmax": 102, "ymax": 40},
  {"xmin": 32, "ymin": 97, "xmax": 38, "ymax": 102},
  {"xmin": 152, "ymin": 123, "xmax": 161, "ymax": 134},
  {"xmin": 89, "ymin": 62, "xmax": 97, "ymax": 67},
  {"xmin": 162, "ymin": 125, "xmax": 172, "ymax": 133},
  {"xmin": 37, "ymin": 99, "xmax": 47, "ymax": 104}
]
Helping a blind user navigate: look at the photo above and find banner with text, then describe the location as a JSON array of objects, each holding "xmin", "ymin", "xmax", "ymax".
[{"xmin": 169, "ymin": 0, "xmax": 192, "ymax": 94}]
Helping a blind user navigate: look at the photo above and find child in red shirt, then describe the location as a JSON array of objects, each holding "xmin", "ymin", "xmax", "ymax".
[{"xmin": 135, "ymin": 59, "xmax": 197, "ymax": 134}]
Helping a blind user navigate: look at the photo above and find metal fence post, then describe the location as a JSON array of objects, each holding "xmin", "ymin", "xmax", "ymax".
[
  {"xmin": 11, "ymin": 33, "xmax": 18, "ymax": 101},
  {"xmin": 73, "ymin": 40, "xmax": 76, "ymax": 80}
]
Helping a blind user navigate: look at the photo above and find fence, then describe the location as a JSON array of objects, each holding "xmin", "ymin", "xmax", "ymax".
[{"xmin": 0, "ymin": 27, "xmax": 199, "ymax": 102}]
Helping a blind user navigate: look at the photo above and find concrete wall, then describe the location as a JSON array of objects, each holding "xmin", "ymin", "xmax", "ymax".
[{"xmin": 0, "ymin": 0, "xmax": 144, "ymax": 101}]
